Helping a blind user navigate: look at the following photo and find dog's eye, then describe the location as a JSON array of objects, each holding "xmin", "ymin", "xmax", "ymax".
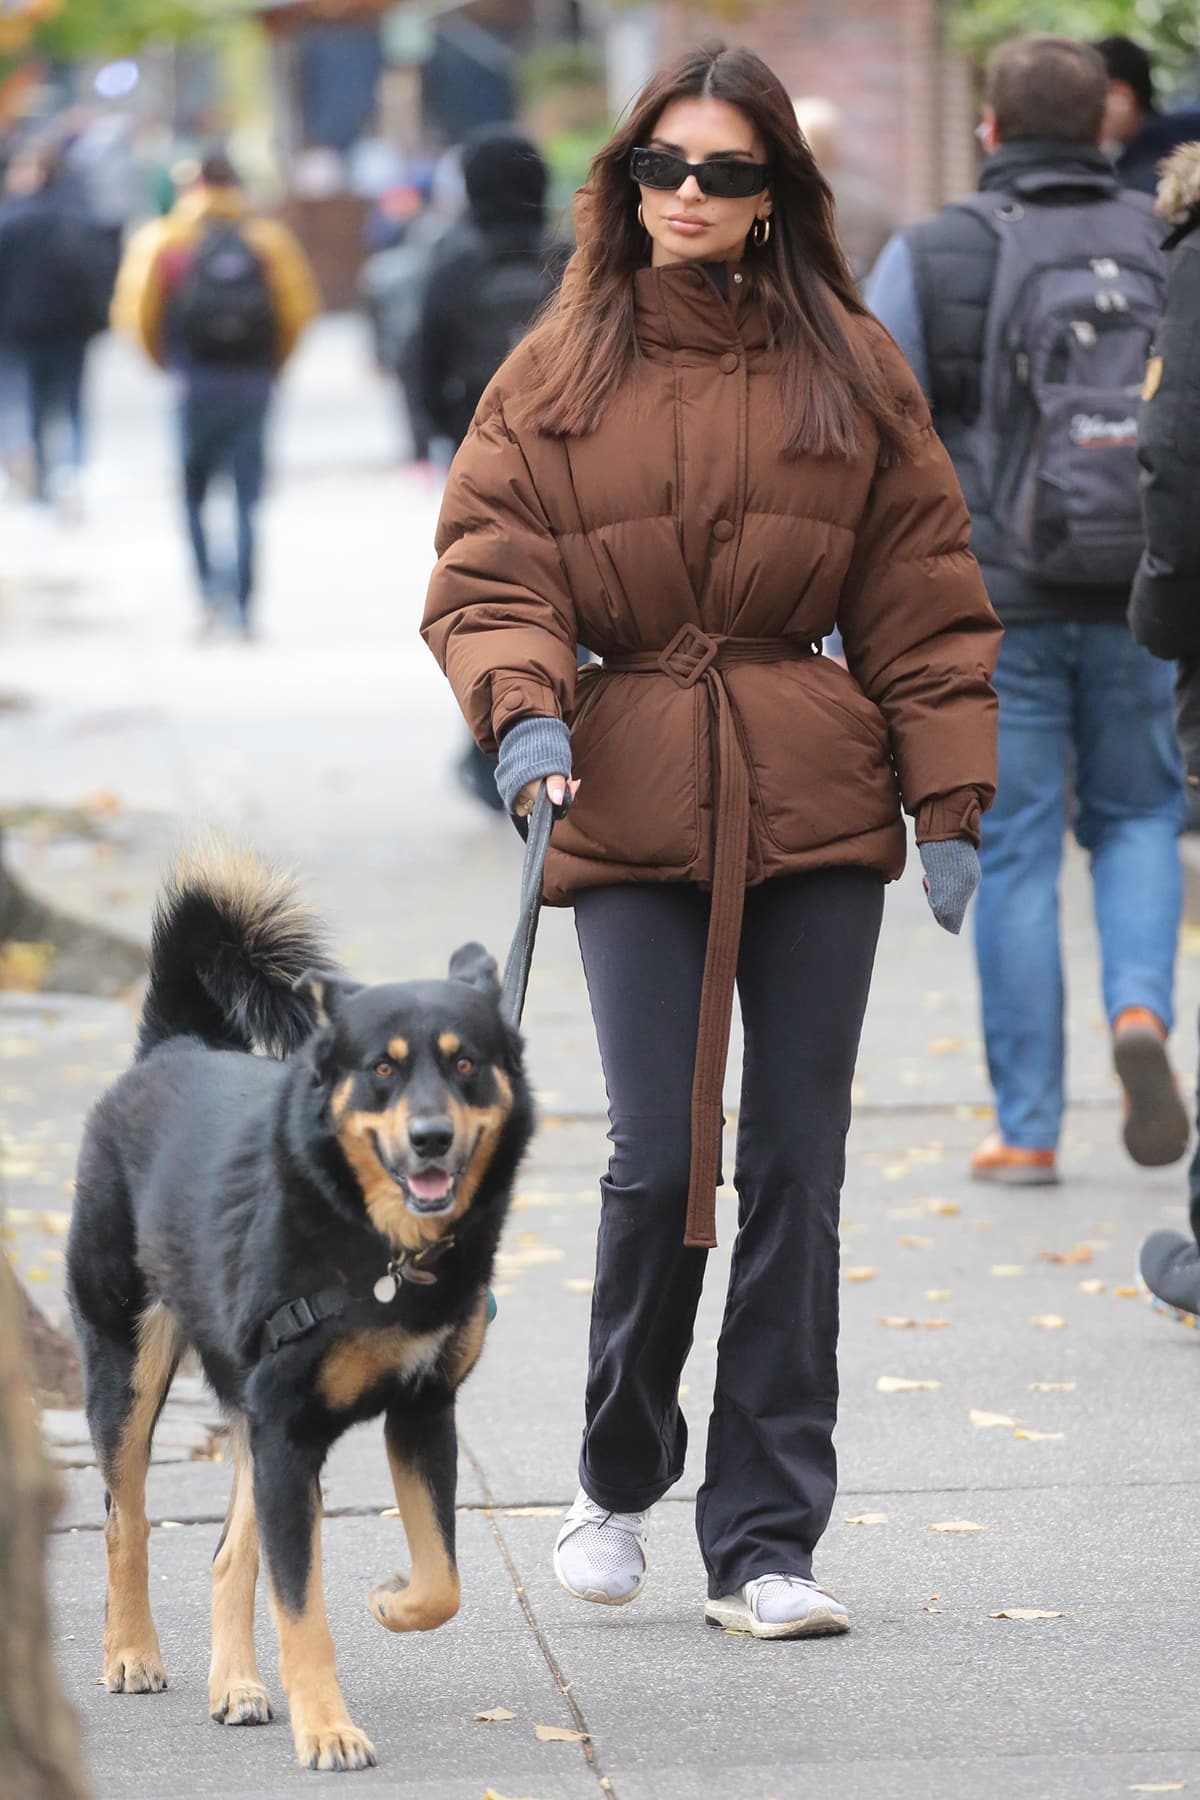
[
  {"xmin": 373, "ymin": 1059, "xmax": 394, "ymax": 1079},
  {"xmin": 455, "ymin": 1056, "xmax": 475, "ymax": 1077}
]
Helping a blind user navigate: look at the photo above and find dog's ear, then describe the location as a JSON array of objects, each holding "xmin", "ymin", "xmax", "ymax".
[
  {"xmin": 449, "ymin": 942, "xmax": 500, "ymax": 997},
  {"xmin": 295, "ymin": 969, "xmax": 361, "ymax": 1029}
]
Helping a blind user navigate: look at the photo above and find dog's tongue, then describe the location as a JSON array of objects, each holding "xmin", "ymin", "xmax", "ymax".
[{"xmin": 408, "ymin": 1170, "xmax": 453, "ymax": 1203}]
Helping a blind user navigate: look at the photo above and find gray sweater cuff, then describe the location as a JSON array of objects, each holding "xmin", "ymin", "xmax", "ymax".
[{"xmin": 494, "ymin": 715, "xmax": 572, "ymax": 813}]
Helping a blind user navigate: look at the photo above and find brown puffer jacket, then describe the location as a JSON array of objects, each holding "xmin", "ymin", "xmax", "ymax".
[{"xmin": 423, "ymin": 256, "xmax": 1000, "ymax": 1244}]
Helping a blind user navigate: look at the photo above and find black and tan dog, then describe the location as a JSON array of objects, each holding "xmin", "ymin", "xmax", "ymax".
[{"xmin": 66, "ymin": 844, "xmax": 533, "ymax": 1773}]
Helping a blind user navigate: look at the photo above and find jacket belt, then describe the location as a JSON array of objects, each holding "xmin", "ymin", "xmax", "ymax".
[{"xmin": 604, "ymin": 626, "xmax": 819, "ymax": 1247}]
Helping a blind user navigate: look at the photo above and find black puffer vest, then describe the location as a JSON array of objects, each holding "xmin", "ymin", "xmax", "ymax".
[{"xmin": 909, "ymin": 140, "xmax": 1151, "ymax": 624}]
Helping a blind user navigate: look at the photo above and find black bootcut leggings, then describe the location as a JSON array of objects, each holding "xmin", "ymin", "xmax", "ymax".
[{"xmin": 574, "ymin": 868, "xmax": 884, "ymax": 1599}]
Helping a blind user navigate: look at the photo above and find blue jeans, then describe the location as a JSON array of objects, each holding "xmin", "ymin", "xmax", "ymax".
[
  {"xmin": 180, "ymin": 381, "xmax": 269, "ymax": 620},
  {"xmin": 975, "ymin": 621, "xmax": 1184, "ymax": 1150}
]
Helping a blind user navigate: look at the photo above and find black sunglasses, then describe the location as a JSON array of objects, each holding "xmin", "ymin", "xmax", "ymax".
[{"xmin": 629, "ymin": 146, "xmax": 769, "ymax": 200}]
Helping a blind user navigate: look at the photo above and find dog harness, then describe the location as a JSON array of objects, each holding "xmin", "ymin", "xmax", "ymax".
[{"xmin": 258, "ymin": 1237, "xmax": 458, "ymax": 1356}]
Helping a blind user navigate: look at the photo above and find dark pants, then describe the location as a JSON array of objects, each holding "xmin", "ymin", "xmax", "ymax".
[
  {"xmin": 24, "ymin": 339, "xmax": 86, "ymax": 499},
  {"xmin": 574, "ymin": 868, "xmax": 884, "ymax": 1597},
  {"xmin": 180, "ymin": 384, "xmax": 269, "ymax": 621}
]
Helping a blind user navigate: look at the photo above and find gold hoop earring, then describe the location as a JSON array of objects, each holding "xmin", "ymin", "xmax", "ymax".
[
  {"xmin": 637, "ymin": 202, "xmax": 645, "ymax": 229},
  {"xmin": 751, "ymin": 215, "xmax": 771, "ymax": 248}
]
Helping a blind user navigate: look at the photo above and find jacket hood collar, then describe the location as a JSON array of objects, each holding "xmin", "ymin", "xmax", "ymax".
[
  {"xmin": 173, "ymin": 185, "xmax": 248, "ymax": 225},
  {"xmin": 633, "ymin": 260, "xmax": 765, "ymax": 355},
  {"xmin": 979, "ymin": 139, "xmax": 1118, "ymax": 200},
  {"xmin": 1156, "ymin": 140, "xmax": 1200, "ymax": 244}
]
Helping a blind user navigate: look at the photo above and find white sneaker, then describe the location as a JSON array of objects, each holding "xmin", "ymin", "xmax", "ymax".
[
  {"xmin": 705, "ymin": 1574, "xmax": 849, "ymax": 1639},
  {"xmin": 553, "ymin": 1488, "xmax": 648, "ymax": 1605}
]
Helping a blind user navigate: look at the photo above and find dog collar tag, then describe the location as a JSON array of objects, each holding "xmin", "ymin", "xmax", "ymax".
[{"xmin": 373, "ymin": 1273, "xmax": 398, "ymax": 1304}]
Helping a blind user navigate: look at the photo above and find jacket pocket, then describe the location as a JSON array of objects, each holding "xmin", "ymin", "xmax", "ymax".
[
  {"xmin": 555, "ymin": 672, "xmax": 700, "ymax": 871},
  {"xmin": 727, "ymin": 661, "xmax": 899, "ymax": 857}
]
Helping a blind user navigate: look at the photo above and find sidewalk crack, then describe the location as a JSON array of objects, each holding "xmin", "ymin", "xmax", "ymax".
[{"xmin": 462, "ymin": 1435, "xmax": 618, "ymax": 1800}]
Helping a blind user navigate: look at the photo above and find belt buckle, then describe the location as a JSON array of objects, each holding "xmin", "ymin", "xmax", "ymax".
[{"xmin": 659, "ymin": 623, "xmax": 718, "ymax": 689}]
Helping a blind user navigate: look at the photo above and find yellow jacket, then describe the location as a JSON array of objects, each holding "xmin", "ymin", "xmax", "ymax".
[{"xmin": 112, "ymin": 185, "xmax": 321, "ymax": 371}]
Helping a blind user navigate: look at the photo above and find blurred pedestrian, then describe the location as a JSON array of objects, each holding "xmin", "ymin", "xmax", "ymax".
[
  {"xmin": 791, "ymin": 96, "xmax": 897, "ymax": 286},
  {"xmin": 1093, "ymin": 36, "xmax": 1200, "ymax": 195},
  {"xmin": 415, "ymin": 125, "xmax": 570, "ymax": 811},
  {"xmin": 868, "ymin": 34, "xmax": 1187, "ymax": 1187},
  {"xmin": 358, "ymin": 147, "xmax": 466, "ymax": 464},
  {"xmin": 1128, "ymin": 143, "xmax": 1200, "ymax": 1322},
  {"xmin": 112, "ymin": 151, "xmax": 320, "ymax": 638},
  {"xmin": 0, "ymin": 140, "xmax": 112, "ymax": 507},
  {"xmin": 424, "ymin": 43, "xmax": 999, "ymax": 1637}
]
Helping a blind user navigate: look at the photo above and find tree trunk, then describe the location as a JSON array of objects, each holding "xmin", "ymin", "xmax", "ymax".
[{"xmin": 0, "ymin": 1259, "xmax": 90, "ymax": 1800}]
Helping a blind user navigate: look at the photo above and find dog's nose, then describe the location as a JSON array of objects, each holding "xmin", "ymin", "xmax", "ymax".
[{"xmin": 408, "ymin": 1115, "xmax": 454, "ymax": 1160}]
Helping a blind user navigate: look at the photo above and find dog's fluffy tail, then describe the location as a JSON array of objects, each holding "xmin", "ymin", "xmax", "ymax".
[{"xmin": 136, "ymin": 839, "xmax": 331, "ymax": 1061}]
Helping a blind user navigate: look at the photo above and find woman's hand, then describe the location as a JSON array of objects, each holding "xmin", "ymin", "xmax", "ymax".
[
  {"xmin": 514, "ymin": 775, "xmax": 581, "ymax": 817},
  {"xmin": 918, "ymin": 839, "xmax": 980, "ymax": 935}
]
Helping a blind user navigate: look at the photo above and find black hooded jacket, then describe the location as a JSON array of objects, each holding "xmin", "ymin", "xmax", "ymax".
[
  {"xmin": 415, "ymin": 127, "xmax": 570, "ymax": 446},
  {"xmin": 1128, "ymin": 143, "xmax": 1200, "ymax": 779}
]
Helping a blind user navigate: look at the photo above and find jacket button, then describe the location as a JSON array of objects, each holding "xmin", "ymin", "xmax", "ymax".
[
  {"xmin": 712, "ymin": 519, "xmax": 735, "ymax": 542},
  {"xmin": 719, "ymin": 352, "xmax": 739, "ymax": 373}
]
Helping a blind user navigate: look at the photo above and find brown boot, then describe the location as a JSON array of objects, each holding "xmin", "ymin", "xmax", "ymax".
[
  {"xmin": 970, "ymin": 1130, "xmax": 1059, "ymax": 1187},
  {"xmin": 1112, "ymin": 1007, "xmax": 1190, "ymax": 1168}
]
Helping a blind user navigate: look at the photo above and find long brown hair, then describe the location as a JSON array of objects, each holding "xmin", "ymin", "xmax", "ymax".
[{"xmin": 525, "ymin": 42, "xmax": 904, "ymax": 460}]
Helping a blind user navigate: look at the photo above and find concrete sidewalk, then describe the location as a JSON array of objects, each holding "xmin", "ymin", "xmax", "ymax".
[{"xmin": 4, "ymin": 323, "xmax": 1200, "ymax": 1800}]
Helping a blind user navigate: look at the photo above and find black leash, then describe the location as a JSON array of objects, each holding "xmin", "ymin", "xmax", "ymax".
[
  {"xmin": 500, "ymin": 782, "xmax": 570, "ymax": 1028},
  {"xmin": 260, "ymin": 782, "xmax": 567, "ymax": 1358}
]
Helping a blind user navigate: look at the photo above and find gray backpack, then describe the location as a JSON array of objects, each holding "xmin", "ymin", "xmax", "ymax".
[{"xmin": 959, "ymin": 189, "xmax": 1165, "ymax": 589}]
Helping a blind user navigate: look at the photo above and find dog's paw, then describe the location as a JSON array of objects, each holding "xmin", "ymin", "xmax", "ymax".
[
  {"xmin": 210, "ymin": 1679, "xmax": 273, "ymax": 1726},
  {"xmin": 369, "ymin": 1572, "xmax": 460, "ymax": 1634},
  {"xmin": 105, "ymin": 1648, "xmax": 167, "ymax": 1694},
  {"xmin": 294, "ymin": 1723, "xmax": 377, "ymax": 1772}
]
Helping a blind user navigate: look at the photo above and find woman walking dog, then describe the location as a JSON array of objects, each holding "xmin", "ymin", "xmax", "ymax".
[{"xmin": 424, "ymin": 43, "xmax": 1000, "ymax": 1638}]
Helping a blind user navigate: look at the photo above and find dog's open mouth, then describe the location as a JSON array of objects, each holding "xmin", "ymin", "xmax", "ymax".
[
  {"xmin": 369, "ymin": 1133, "xmax": 459, "ymax": 1216},
  {"xmin": 402, "ymin": 1168, "xmax": 458, "ymax": 1216}
]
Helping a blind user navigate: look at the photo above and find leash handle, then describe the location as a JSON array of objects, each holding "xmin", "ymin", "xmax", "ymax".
[{"xmin": 500, "ymin": 783, "xmax": 568, "ymax": 1027}]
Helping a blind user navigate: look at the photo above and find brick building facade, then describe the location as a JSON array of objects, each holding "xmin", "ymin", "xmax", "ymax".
[{"xmin": 655, "ymin": 0, "xmax": 979, "ymax": 220}]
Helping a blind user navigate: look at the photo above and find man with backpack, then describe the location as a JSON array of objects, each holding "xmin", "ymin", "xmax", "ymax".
[
  {"xmin": 0, "ymin": 139, "xmax": 113, "ymax": 506},
  {"xmin": 413, "ymin": 124, "xmax": 570, "ymax": 808},
  {"xmin": 867, "ymin": 34, "xmax": 1188, "ymax": 1186},
  {"xmin": 112, "ymin": 151, "xmax": 320, "ymax": 637}
]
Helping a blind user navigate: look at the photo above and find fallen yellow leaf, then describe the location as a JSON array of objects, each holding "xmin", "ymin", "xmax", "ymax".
[
  {"xmin": 483, "ymin": 1791, "xmax": 550, "ymax": 1800},
  {"xmin": 25, "ymin": 1268, "xmax": 49, "ymax": 1282},
  {"xmin": 988, "ymin": 1608, "xmax": 1064, "ymax": 1621},
  {"xmin": 879, "ymin": 1316, "xmax": 918, "ymax": 1329},
  {"xmin": 1113, "ymin": 1285, "xmax": 1139, "ymax": 1298},
  {"xmin": 990, "ymin": 1264, "xmax": 1025, "ymax": 1277},
  {"xmin": 500, "ymin": 1506, "xmax": 564, "ymax": 1518},
  {"xmin": 844, "ymin": 1266, "xmax": 878, "ymax": 1283},
  {"xmin": 534, "ymin": 1724, "xmax": 589, "ymax": 1743},
  {"xmin": 925, "ymin": 1288, "xmax": 953, "ymax": 1302},
  {"xmin": 1128, "ymin": 1784, "xmax": 1186, "ymax": 1793},
  {"xmin": 970, "ymin": 1409, "xmax": 1017, "ymax": 1429},
  {"xmin": 0, "ymin": 941, "xmax": 56, "ymax": 993},
  {"xmin": 1031, "ymin": 1314, "xmax": 1068, "ymax": 1330},
  {"xmin": 924, "ymin": 1199, "xmax": 961, "ymax": 1216},
  {"xmin": 898, "ymin": 1234, "xmax": 935, "ymax": 1250},
  {"xmin": 1030, "ymin": 1382, "xmax": 1076, "ymax": 1392},
  {"xmin": 877, "ymin": 1376, "xmax": 941, "ymax": 1393},
  {"xmin": 928, "ymin": 1520, "xmax": 988, "ymax": 1533},
  {"xmin": 921, "ymin": 1318, "xmax": 952, "ymax": 1330},
  {"xmin": 379, "ymin": 1507, "xmax": 400, "ymax": 1518},
  {"xmin": 1079, "ymin": 1279, "xmax": 1105, "ymax": 1296},
  {"xmin": 1013, "ymin": 1429, "xmax": 1065, "ymax": 1442},
  {"xmin": 926, "ymin": 1035, "xmax": 964, "ymax": 1055},
  {"xmin": 561, "ymin": 1277, "xmax": 594, "ymax": 1294},
  {"xmin": 1038, "ymin": 1244, "xmax": 1093, "ymax": 1265},
  {"xmin": 844, "ymin": 1512, "xmax": 889, "ymax": 1526},
  {"xmin": 475, "ymin": 1706, "xmax": 517, "ymax": 1723}
]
